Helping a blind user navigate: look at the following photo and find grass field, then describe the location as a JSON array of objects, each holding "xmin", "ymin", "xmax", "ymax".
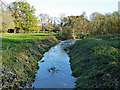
[
  {"xmin": 1, "ymin": 32, "xmax": 59, "ymax": 89},
  {"xmin": 2, "ymin": 33, "xmax": 54, "ymax": 39},
  {"xmin": 66, "ymin": 34, "xmax": 120, "ymax": 88},
  {"xmin": 2, "ymin": 33, "xmax": 55, "ymax": 49}
]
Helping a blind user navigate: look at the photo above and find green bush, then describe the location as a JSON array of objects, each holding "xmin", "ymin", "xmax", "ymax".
[
  {"xmin": 62, "ymin": 26, "xmax": 74, "ymax": 40},
  {"xmin": 75, "ymin": 34, "xmax": 85, "ymax": 39}
]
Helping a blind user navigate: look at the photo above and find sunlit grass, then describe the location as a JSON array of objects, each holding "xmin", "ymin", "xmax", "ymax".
[
  {"xmin": 2, "ymin": 32, "xmax": 55, "ymax": 50},
  {"xmin": 2, "ymin": 33, "xmax": 55, "ymax": 40},
  {"xmin": 1, "ymin": 32, "xmax": 59, "ymax": 89}
]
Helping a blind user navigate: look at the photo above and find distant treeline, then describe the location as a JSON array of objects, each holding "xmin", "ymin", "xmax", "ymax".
[{"xmin": 0, "ymin": 1, "xmax": 119, "ymax": 36}]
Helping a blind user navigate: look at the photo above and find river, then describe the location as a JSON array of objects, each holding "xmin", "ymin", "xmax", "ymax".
[{"xmin": 32, "ymin": 39, "xmax": 80, "ymax": 88}]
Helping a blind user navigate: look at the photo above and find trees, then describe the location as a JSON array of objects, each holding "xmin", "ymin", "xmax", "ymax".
[
  {"xmin": 63, "ymin": 13, "xmax": 89, "ymax": 38},
  {"xmin": 60, "ymin": 11, "xmax": 119, "ymax": 38},
  {"xmin": 57, "ymin": 13, "xmax": 66, "ymax": 32},
  {"xmin": 89, "ymin": 12, "xmax": 105, "ymax": 35},
  {"xmin": 89, "ymin": 12, "xmax": 119, "ymax": 35},
  {"xmin": 62, "ymin": 26, "xmax": 73, "ymax": 39},
  {"xmin": 38, "ymin": 13, "xmax": 48, "ymax": 32},
  {"xmin": 38, "ymin": 13, "xmax": 54, "ymax": 33},
  {"xmin": 46, "ymin": 17, "xmax": 54, "ymax": 33},
  {"xmin": 110, "ymin": 12, "xmax": 119, "ymax": 34},
  {"xmin": 11, "ymin": 1, "xmax": 39, "ymax": 33},
  {"xmin": 0, "ymin": 3, "xmax": 15, "ymax": 32}
]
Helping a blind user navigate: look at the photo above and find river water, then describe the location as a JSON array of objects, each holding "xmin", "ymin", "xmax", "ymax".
[{"xmin": 32, "ymin": 39, "xmax": 80, "ymax": 88}]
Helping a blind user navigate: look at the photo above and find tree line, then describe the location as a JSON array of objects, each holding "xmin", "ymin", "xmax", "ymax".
[{"xmin": 0, "ymin": 1, "xmax": 119, "ymax": 37}]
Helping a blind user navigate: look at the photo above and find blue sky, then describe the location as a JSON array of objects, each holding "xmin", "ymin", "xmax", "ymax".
[{"xmin": 4, "ymin": 0, "xmax": 119, "ymax": 19}]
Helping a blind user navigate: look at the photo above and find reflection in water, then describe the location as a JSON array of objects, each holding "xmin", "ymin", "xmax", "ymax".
[{"xmin": 32, "ymin": 39, "xmax": 80, "ymax": 88}]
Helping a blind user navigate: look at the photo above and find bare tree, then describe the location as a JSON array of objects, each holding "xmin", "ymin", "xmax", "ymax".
[
  {"xmin": 38, "ymin": 13, "xmax": 50, "ymax": 32},
  {"xmin": 0, "ymin": 1, "xmax": 14, "ymax": 33},
  {"xmin": 57, "ymin": 13, "xmax": 66, "ymax": 32}
]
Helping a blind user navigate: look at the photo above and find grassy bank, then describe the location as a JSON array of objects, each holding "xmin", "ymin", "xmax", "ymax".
[
  {"xmin": 66, "ymin": 34, "xmax": 120, "ymax": 88},
  {"xmin": 1, "ymin": 33, "xmax": 59, "ymax": 89}
]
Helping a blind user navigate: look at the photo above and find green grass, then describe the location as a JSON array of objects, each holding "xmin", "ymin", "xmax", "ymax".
[
  {"xmin": 1, "ymin": 33, "xmax": 59, "ymax": 89},
  {"xmin": 2, "ymin": 33, "xmax": 55, "ymax": 50},
  {"xmin": 66, "ymin": 34, "xmax": 120, "ymax": 88},
  {"xmin": 2, "ymin": 33, "xmax": 55, "ymax": 40}
]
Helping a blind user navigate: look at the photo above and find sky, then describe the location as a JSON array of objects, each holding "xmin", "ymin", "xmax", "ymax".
[{"xmin": 3, "ymin": 0, "xmax": 119, "ymax": 19}]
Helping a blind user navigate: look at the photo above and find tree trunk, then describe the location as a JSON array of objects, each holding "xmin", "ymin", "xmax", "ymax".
[
  {"xmin": 72, "ymin": 28, "xmax": 75, "ymax": 39},
  {"xmin": 14, "ymin": 28, "xmax": 16, "ymax": 33}
]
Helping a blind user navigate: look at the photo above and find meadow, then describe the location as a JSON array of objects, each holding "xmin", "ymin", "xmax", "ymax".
[{"xmin": 2, "ymin": 33, "xmax": 55, "ymax": 49}]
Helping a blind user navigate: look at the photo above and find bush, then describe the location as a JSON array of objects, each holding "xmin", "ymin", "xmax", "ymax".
[
  {"xmin": 62, "ymin": 26, "xmax": 74, "ymax": 40},
  {"xmin": 75, "ymin": 34, "xmax": 85, "ymax": 39}
]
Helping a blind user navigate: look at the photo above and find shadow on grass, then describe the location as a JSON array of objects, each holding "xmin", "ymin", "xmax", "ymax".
[
  {"xmin": 2, "ymin": 38, "xmax": 22, "ymax": 44},
  {"xmin": 2, "ymin": 38, "xmax": 32, "ymax": 50}
]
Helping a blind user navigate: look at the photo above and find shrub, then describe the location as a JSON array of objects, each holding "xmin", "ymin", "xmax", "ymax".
[{"xmin": 62, "ymin": 26, "xmax": 74, "ymax": 40}]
